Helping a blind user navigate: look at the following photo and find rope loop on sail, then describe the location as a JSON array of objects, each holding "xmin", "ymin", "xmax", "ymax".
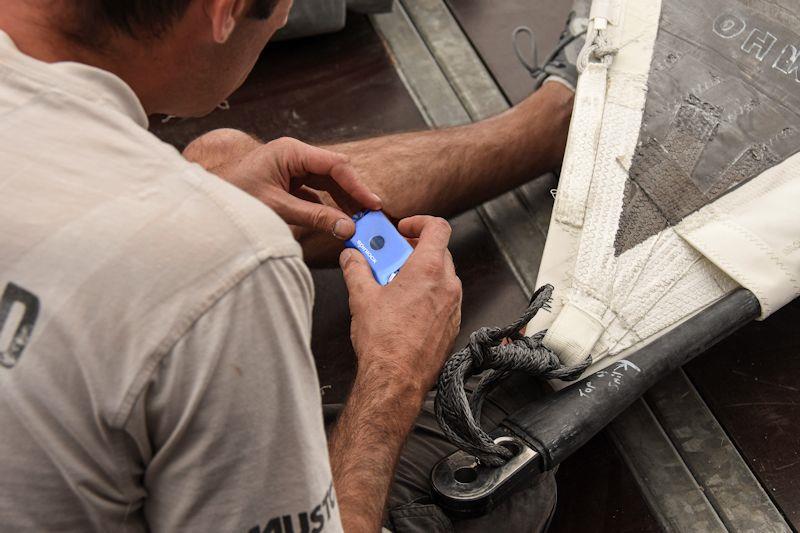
[
  {"xmin": 434, "ymin": 285, "xmax": 592, "ymax": 467},
  {"xmin": 577, "ymin": 29, "xmax": 617, "ymax": 72}
]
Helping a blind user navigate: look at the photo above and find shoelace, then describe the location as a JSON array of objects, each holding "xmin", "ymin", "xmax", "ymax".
[{"xmin": 512, "ymin": 26, "xmax": 585, "ymax": 87}]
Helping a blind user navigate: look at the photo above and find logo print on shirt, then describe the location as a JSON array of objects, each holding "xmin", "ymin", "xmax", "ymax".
[
  {"xmin": 0, "ymin": 283, "xmax": 39, "ymax": 369},
  {"xmin": 248, "ymin": 482, "xmax": 337, "ymax": 533}
]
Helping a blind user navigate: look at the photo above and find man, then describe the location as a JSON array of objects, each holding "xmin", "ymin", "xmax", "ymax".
[{"xmin": 0, "ymin": 0, "xmax": 579, "ymax": 531}]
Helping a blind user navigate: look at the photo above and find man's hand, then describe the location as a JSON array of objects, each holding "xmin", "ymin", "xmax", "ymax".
[
  {"xmin": 330, "ymin": 215, "xmax": 462, "ymax": 533},
  {"xmin": 209, "ymin": 136, "xmax": 382, "ymax": 240},
  {"xmin": 340, "ymin": 215, "xmax": 462, "ymax": 394}
]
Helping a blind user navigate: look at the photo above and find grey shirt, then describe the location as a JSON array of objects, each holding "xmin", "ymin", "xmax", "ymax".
[{"xmin": 0, "ymin": 31, "xmax": 342, "ymax": 532}]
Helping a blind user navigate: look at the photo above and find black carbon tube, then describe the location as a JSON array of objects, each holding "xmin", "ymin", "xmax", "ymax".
[{"xmin": 500, "ymin": 289, "xmax": 761, "ymax": 470}]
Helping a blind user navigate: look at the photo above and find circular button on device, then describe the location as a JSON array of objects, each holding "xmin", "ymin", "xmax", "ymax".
[{"xmin": 370, "ymin": 235, "xmax": 385, "ymax": 250}]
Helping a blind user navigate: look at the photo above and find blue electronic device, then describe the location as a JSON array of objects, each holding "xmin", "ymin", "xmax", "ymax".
[{"xmin": 345, "ymin": 211, "xmax": 413, "ymax": 285}]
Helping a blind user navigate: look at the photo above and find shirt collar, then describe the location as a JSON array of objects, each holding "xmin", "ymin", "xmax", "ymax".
[{"xmin": 0, "ymin": 30, "xmax": 149, "ymax": 128}]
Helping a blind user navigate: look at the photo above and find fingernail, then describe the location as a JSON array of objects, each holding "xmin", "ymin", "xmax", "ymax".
[
  {"xmin": 339, "ymin": 249, "xmax": 355, "ymax": 268},
  {"xmin": 371, "ymin": 193, "xmax": 382, "ymax": 207},
  {"xmin": 336, "ymin": 152, "xmax": 350, "ymax": 163},
  {"xmin": 332, "ymin": 219, "xmax": 350, "ymax": 240}
]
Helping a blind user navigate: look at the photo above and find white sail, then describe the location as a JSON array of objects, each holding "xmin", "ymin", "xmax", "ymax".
[{"xmin": 527, "ymin": 0, "xmax": 800, "ymax": 374}]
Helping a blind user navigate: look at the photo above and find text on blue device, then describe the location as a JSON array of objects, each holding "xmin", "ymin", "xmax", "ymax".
[{"xmin": 345, "ymin": 211, "xmax": 413, "ymax": 285}]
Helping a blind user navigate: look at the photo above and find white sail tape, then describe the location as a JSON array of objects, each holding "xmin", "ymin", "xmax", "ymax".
[
  {"xmin": 547, "ymin": 0, "xmax": 662, "ymax": 367},
  {"xmin": 589, "ymin": 0, "xmax": 623, "ymax": 28},
  {"xmin": 553, "ymin": 62, "xmax": 609, "ymax": 228}
]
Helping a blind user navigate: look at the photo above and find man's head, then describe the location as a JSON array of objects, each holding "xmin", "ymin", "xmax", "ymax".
[{"xmin": 0, "ymin": 0, "xmax": 294, "ymax": 116}]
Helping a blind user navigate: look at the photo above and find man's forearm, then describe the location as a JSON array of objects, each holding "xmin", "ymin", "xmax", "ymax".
[
  {"xmin": 328, "ymin": 82, "xmax": 573, "ymax": 219},
  {"xmin": 328, "ymin": 368, "xmax": 425, "ymax": 532},
  {"xmin": 190, "ymin": 83, "xmax": 572, "ymax": 219}
]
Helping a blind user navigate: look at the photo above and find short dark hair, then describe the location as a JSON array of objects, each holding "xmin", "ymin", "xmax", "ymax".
[{"xmin": 65, "ymin": 0, "xmax": 279, "ymax": 47}]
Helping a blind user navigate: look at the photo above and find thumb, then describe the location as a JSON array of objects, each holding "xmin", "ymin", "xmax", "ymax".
[{"xmin": 339, "ymin": 248, "xmax": 378, "ymax": 300}]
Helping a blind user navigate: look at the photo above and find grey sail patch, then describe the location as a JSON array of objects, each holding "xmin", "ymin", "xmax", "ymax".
[
  {"xmin": 708, "ymin": 143, "xmax": 780, "ymax": 198},
  {"xmin": 613, "ymin": 179, "xmax": 669, "ymax": 255},
  {"xmin": 616, "ymin": 97, "xmax": 722, "ymax": 253},
  {"xmin": 614, "ymin": 0, "xmax": 800, "ymax": 257},
  {"xmin": 663, "ymin": 95, "xmax": 722, "ymax": 177}
]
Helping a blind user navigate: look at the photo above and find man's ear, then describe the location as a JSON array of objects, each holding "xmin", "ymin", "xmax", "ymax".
[{"xmin": 205, "ymin": 0, "xmax": 250, "ymax": 43}]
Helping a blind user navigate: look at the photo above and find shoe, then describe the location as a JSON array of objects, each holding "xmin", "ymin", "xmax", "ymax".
[{"xmin": 513, "ymin": 0, "xmax": 592, "ymax": 91}]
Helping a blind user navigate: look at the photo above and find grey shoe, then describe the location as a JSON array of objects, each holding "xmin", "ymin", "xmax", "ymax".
[{"xmin": 513, "ymin": 1, "xmax": 591, "ymax": 91}]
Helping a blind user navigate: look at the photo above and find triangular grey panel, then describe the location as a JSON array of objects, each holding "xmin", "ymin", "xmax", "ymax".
[{"xmin": 615, "ymin": 0, "xmax": 800, "ymax": 256}]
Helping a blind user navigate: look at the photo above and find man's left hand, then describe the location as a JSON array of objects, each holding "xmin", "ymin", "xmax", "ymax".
[{"xmin": 203, "ymin": 135, "xmax": 382, "ymax": 240}]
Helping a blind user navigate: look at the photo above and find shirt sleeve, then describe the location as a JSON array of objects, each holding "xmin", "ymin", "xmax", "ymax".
[{"xmin": 135, "ymin": 256, "xmax": 343, "ymax": 533}]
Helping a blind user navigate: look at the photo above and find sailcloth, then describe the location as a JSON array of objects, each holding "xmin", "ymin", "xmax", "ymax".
[{"xmin": 527, "ymin": 0, "xmax": 800, "ymax": 373}]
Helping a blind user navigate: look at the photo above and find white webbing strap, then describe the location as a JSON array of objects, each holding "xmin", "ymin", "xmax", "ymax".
[
  {"xmin": 546, "ymin": 0, "xmax": 663, "ymax": 369},
  {"xmin": 543, "ymin": 303, "xmax": 604, "ymax": 366},
  {"xmin": 554, "ymin": 62, "xmax": 609, "ymax": 228}
]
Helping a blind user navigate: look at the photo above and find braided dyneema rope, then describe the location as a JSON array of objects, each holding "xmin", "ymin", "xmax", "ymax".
[{"xmin": 434, "ymin": 285, "xmax": 591, "ymax": 467}]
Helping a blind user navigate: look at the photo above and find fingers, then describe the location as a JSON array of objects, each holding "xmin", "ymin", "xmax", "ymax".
[
  {"xmin": 398, "ymin": 216, "xmax": 452, "ymax": 253},
  {"xmin": 301, "ymin": 175, "xmax": 362, "ymax": 215},
  {"xmin": 328, "ymin": 159, "xmax": 383, "ymax": 211},
  {"xmin": 293, "ymin": 185, "xmax": 324, "ymax": 205},
  {"xmin": 271, "ymin": 192, "xmax": 356, "ymax": 240},
  {"xmin": 444, "ymin": 249, "xmax": 457, "ymax": 278},
  {"xmin": 397, "ymin": 215, "xmax": 445, "ymax": 239},
  {"xmin": 268, "ymin": 137, "xmax": 382, "ymax": 212},
  {"xmin": 340, "ymin": 248, "xmax": 378, "ymax": 298}
]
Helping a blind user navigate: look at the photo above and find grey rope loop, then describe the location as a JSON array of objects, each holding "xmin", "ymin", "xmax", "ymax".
[{"xmin": 434, "ymin": 285, "xmax": 592, "ymax": 467}]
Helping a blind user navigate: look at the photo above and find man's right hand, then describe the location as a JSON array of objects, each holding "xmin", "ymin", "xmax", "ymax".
[
  {"xmin": 331, "ymin": 215, "xmax": 461, "ymax": 532},
  {"xmin": 340, "ymin": 215, "xmax": 462, "ymax": 398}
]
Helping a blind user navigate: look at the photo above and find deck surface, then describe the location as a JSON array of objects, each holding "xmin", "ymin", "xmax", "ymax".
[
  {"xmin": 151, "ymin": 2, "xmax": 799, "ymax": 530},
  {"xmin": 686, "ymin": 301, "xmax": 800, "ymax": 527},
  {"xmin": 150, "ymin": 15, "xmax": 423, "ymax": 149}
]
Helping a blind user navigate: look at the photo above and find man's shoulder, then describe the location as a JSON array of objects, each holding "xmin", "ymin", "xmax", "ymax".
[
  {"xmin": 2, "ymin": 102, "xmax": 307, "ymax": 383},
  {"xmin": 2, "ymin": 72, "xmax": 298, "ymax": 263},
  {"xmin": 159, "ymin": 154, "xmax": 301, "ymax": 262},
  {"xmin": 1, "ymin": 61, "xmax": 313, "ymax": 418},
  {"xmin": 72, "ymin": 139, "xmax": 306, "ymax": 328},
  {"xmin": 2, "ymin": 125, "xmax": 311, "ymax": 425},
  {"xmin": 100, "ymin": 141, "xmax": 302, "ymax": 272}
]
